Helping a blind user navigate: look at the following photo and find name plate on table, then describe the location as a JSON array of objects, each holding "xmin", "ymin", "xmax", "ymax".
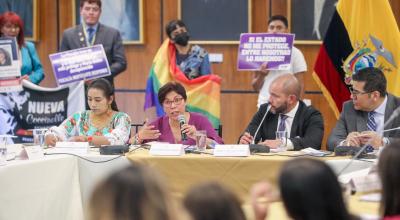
[
  {"xmin": 213, "ymin": 145, "xmax": 250, "ymax": 157},
  {"xmin": 149, "ymin": 144, "xmax": 184, "ymax": 156},
  {"xmin": 47, "ymin": 142, "xmax": 89, "ymax": 155},
  {"xmin": 23, "ymin": 145, "xmax": 45, "ymax": 160}
]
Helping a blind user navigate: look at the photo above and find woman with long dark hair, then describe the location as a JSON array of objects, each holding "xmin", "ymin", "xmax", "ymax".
[
  {"xmin": 45, "ymin": 78, "xmax": 131, "ymax": 146},
  {"xmin": 252, "ymin": 158, "xmax": 357, "ymax": 220},
  {"xmin": 88, "ymin": 163, "xmax": 181, "ymax": 220},
  {"xmin": 378, "ymin": 141, "xmax": 400, "ymax": 220}
]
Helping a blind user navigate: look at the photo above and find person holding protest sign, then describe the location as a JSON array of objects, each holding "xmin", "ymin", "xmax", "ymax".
[
  {"xmin": 252, "ymin": 15, "xmax": 307, "ymax": 108},
  {"xmin": 0, "ymin": 11, "xmax": 44, "ymax": 84},
  {"xmin": 60, "ymin": 0, "xmax": 126, "ymax": 87},
  {"xmin": 45, "ymin": 78, "xmax": 131, "ymax": 147}
]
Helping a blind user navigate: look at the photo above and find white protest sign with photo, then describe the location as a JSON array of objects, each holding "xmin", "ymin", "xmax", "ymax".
[{"xmin": 0, "ymin": 37, "xmax": 22, "ymax": 92}]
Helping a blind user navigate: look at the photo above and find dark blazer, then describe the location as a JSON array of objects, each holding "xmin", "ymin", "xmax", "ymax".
[
  {"xmin": 242, "ymin": 101, "xmax": 324, "ymax": 150},
  {"xmin": 327, "ymin": 94, "xmax": 400, "ymax": 151},
  {"xmin": 60, "ymin": 23, "xmax": 127, "ymax": 85}
]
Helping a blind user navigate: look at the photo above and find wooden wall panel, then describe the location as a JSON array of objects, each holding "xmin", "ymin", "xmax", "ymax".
[
  {"xmin": 35, "ymin": 0, "xmax": 58, "ymax": 88},
  {"xmin": 35, "ymin": 0, "xmax": 400, "ymax": 147}
]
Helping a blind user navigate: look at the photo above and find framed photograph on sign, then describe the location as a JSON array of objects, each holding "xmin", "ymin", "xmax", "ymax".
[
  {"xmin": 178, "ymin": 0, "xmax": 252, "ymax": 44},
  {"xmin": 73, "ymin": 0, "xmax": 144, "ymax": 44},
  {"xmin": 287, "ymin": 0, "xmax": 338, "ymax": 44},
  {"xmin": 0, "ymin": 0, "xmax": 39, "ymax": 41}
]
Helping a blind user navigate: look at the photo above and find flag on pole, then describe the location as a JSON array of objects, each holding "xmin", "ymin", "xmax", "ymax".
[{"xmin": 313, "ymin": 0, "xmax": 400, "ymax": 118}]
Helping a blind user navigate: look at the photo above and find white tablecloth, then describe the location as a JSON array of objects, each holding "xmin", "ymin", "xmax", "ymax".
[{"xmin": 0, "ymin": 155, "xmax": 83, "ymax": 220}]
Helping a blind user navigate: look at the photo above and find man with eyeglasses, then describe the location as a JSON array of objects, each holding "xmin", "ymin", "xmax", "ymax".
[{"xmin": 327, "ymin": 67, "xmax": 400, "ymax": 151}]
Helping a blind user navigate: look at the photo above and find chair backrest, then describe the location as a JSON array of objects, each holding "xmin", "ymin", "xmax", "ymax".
[
  {"xmin": 216, "ymin": 124, "xmax": 222, "ymax": 138},
  {"xmin": 131, "ymin": 123, "xmax": 143, "ymax": 137}
]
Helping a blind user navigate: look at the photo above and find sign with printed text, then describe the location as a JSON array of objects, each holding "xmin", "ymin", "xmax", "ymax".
[
  {"xmin": 237, "ymin": 33, "xmax": 294, "ymax": 71},
  {"xmin": 49, "ymin": 45, "xmax": 111, "ymax": 86},
  {"xmin": 0, "ymin": 80, "xmax": 85, "ymax": 144}
]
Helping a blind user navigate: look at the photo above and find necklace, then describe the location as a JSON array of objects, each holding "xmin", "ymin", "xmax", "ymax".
[
  {"xmin": 169, "ymin": 118, "xmax": 182, "ymax": 143},
  {"xmin": 89, "ymin": 110, "xmax": 114, "ymax": 131}
]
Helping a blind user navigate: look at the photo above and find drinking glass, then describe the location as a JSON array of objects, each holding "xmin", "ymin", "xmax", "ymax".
[
  {"xmin": 195, "ymin": 130, "xmax": 207, "ymax": 152},
  {"xmin": 275, "ymin": 131, "xmax": 288, "ymax": 152},
  {"xmin": 0, "ymin": 136, "xmax": 7, "ymax": 166},
  {"xmin": 33, "ymin": 129, "xmax": 47, "ymax": 148}
]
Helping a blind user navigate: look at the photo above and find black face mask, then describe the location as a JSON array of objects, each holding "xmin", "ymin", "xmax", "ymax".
[{"xmin": 173, "ymin": 32, "xmax": 190, "ymax": 46}]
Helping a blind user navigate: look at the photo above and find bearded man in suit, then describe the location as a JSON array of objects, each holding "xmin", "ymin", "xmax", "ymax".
[{"xmin": 239, "ymin": 74, "xmax": 324, "ymax": 150}]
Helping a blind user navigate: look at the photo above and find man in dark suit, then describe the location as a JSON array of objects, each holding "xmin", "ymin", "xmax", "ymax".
[
  {"xmin": 60, "ymin": 0, "xmax": 126, "ymax": 86},
  {"xmin": 239, "ymin": 74, "xmax": 324, "ymax": 150},
  {"xmin": 328, "ymin": 67, "xmax": 400, "ymax": 151}
]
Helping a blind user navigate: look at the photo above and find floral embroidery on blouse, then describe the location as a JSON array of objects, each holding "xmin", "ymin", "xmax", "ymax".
[{"xmin": 50, "ymin": 110, "xmax": 131, "ymax": 145}]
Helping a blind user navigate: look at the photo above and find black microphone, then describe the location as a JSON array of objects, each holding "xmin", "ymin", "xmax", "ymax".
[
  {"xmin": 251, "ymin": 102, "xmax": 271, "ymax": 144},
  {"xmin": 178, "ymin": 115, "xmax": 187, "ymax": 141}
]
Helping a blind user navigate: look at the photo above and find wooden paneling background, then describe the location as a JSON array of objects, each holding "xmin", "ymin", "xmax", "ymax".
[{"xmin": 34, "ymin": 0, "xmax": 400, "ymax": 148}]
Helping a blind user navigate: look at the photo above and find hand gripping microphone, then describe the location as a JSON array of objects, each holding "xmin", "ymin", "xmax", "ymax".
[
  {"xmin": 178, "ymin": 115, "xmax": 187, "ymax": 141},
  {"xmin": 251, "ymin": 103, "xmax": 271, "ymax": 144}
]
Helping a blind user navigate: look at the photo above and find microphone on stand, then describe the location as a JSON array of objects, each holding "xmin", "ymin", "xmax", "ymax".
[
  {"xmin": 178, "ymin": 115, "xmax": 187, "ymax": 141},
  {"xmin": 251, "ymin": 102, "xmax": 271, "ymax": 145}
]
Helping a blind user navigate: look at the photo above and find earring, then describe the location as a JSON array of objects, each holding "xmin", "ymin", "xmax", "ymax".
[{"xmin": 108, "ymin": 104, "xmax": 112, "ymax": 115}]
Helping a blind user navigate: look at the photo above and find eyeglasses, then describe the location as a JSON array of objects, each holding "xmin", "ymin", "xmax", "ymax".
[
  {"xmin": 349, "ymin": 87, "xmax": 371, "ymax": 96},
  {"xmin": 163, "ymin": 97, "xmax": 184, "ymax": 107}
]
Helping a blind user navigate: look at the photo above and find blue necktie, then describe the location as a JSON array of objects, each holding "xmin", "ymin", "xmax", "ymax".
[
  {"xmin": 278, "ymin": 114, "xmax": 288, "ymax": 132},
  {"xmin": 87, "ymin": 27, "xmax": 95, "ymax": 44},
  {"xmin": 365, "ymin": 111, "xmax": 377, "ymax": 152}
]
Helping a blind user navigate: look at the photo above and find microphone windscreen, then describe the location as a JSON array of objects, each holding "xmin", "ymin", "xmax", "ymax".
[{"xmin": 178, "ymin": 115, "xmax": 186, "ymax": 124}]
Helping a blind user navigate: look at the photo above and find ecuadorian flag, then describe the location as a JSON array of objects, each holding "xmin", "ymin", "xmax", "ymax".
[
  {"xmin": 144, "ymin": 40, "xmax": 221, "ymax": 128},
  {"xmin": 313, "ymin": 0, "xmax": 400, "ymax": 118}
]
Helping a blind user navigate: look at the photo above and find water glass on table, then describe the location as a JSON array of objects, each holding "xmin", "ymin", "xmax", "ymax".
[
  {"xmin": 0, "ymin": 136, "xmax": 7, "ymax": 166},
  {"xmin": 33, "ymin": 129, "xmax": 47, "ymax": 148},
  {"xmin": 276, "ymin": 131, "xmax": 288, "ymax": 152},
  {"xmin": 195, "ymin": 130, "xmax": 207, "ymax": 152}
]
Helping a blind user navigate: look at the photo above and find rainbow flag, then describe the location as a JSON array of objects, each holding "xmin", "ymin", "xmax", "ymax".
[
  {"xmin": 313, "ymin": 0, "xmax": 400, "ymax": 118},
  {"xmin": 144, "ymin": 40, "xmax": 221, "ymax": 128}
]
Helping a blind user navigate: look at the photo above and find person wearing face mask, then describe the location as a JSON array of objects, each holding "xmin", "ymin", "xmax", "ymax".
[
  {"xmin": 0, "ymin": 11, "xmax": 44, "ymax": 84},
  {"xmin": 165, "ymin": 19, "xmax": 211, "ymax": 80},
  {"xmin": 144, "ymin": 20, "xmax": 221, "ymax": 132}
]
